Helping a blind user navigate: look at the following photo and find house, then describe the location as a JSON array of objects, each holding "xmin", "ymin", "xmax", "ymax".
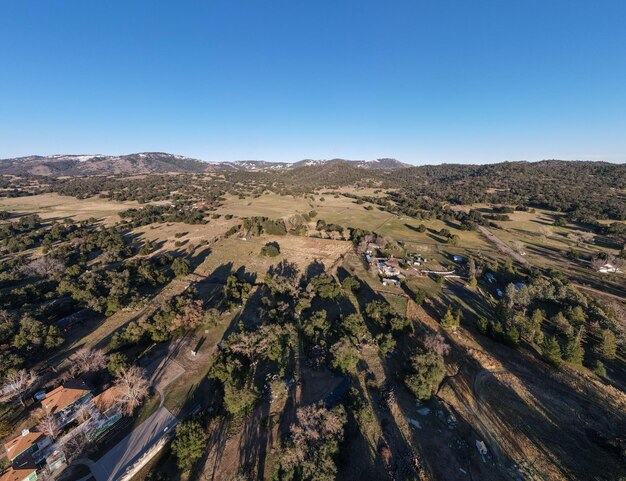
[
  {"xmin": 453, "ymin": 255, "xmax": 464, "ymax": 262},
  {"xmin": 4, "ymin": 430, "xmax": 50, "ymax": 464},
  {"xmin": 91, "ymin": 387, "xmax": 123, "ymax": 437},
  {"xmin": 485, "ymin": 272, "xmax": 496, "ymax": 284},
  {"xmin": 382, "ymin": 278, "xmax": 400, "ymax": 287},
  {"xmin": 378, "ymin": 262, "xmax": 400, "ymax": 277},
  {"xmin": 598, "ymin": 263, "xmax": 620, "ymax": 273},
  {"xmin": 42, "ymin": 380, "xmax": 92, "ymax": 427},
  {"xmin": 0, "ymin": 465, "xmax": 37, "ymax": 481}
]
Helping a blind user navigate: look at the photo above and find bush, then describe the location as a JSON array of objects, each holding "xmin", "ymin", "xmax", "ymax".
[{"xmin": 260, "ymin": 241, "xmax": 280, "ymax": 257}]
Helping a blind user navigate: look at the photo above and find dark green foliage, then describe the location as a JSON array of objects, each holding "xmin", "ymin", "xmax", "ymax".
[
  {"xmin": 330, "ymin": 337, "xmax": 359, "ymax": 373},
  {"xmin": 172, "ymin": 257, "xmax": 190, "ymax": 277},
  {"xmin": 310, "ymin": 274, "xmax": 342, "ymax": 299},
  {"xmin": 542, "ymin": 336, "xmax": 563, "ymax": 367},
  {"xmin": 171, "ymin": 420, "xmax": 209, "ymax": 471},
  {"xmin": 107, "ymin": 352, "xmax": 128, "ymax": 376},
  {"xmin": 563, "ymin": 336, "xmax": 585, "ymax": 365},
  {"xmin": 12, "ymin": 316, "xmax": 63, "ymax": 350},
  {"xmin": 405, "ymin": 349, "xmax": 445, "ymax": 400},
  {"xmin": 341, "ymin": 276, "xmax": 361, "ymax": 292}
]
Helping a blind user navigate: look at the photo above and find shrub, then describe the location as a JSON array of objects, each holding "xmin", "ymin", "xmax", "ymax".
[{"xmin": 260, "ymin": 241, "xmax": 280, "ymax": 257}]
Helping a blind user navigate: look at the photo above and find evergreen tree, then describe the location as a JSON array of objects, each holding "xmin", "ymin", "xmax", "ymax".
[
  {"xmin": 542, "ymin": 336, "xmax": 562, "ymax": 367},
  {"xmin": 171, "ymin": 420, "xmax": 209, "ymax": 471},
  {"xmin": 563, "ymin": 335, "xmax": 585, "ymax": 366}
]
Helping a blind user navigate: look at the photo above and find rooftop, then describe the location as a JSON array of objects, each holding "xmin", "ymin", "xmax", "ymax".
[
  {"xmin": 42, "ymin": 379, "xmax": 90, "ymax": 416},
  {"xmin": 0, "ymin": 463, "xmax": 36, "ymax": 481},
  {"xmin": 4, "ymin": 430, "xmax": 45, "ymax": 461}
]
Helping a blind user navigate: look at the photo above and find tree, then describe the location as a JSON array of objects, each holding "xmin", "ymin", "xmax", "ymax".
[
  {"xmin": 563, "ymin": 335, "xmax": 584, "ymax": 366},
  {"xmin": 476, "ymin": 317, "xmax": 488, "ymax": 335},
  {"xmin": 69, "ymin": 347, "xmax": 108, "ymax": 377},
  {"xmin": 505, "ymin": 325, "xmax": 521, "ymax": 347},
  {"xmin": 37, "ymin": 413, "xmax": 61, "ymax": 440},
  {"xmin": 542, "ymin": 336, "xmax": 562, "ymax": 367},
  {"xmin": 341, "ymin": 313, "xmax": 368, "ymax": 342},
  {"xmin": 0, "ymin": 369, "xmax": 38, "ymax": 405},
  {"xmin": 330, "ymin": 338, "xmax": 359, "ymax": 374},
  {"xmin": 447, "ymin": 234, "xmax": 460, "ymax": 246},
  {"xmin": 171, "ymin": 420, "xmax": 208, "ymax": 471},
  {"xmin": 405, "ymin": 349, "xmax": 445, "ymax": 400},
  {"xmin": 310, "ymin": 274, "xmax": 341, "ymax": 299},
  {"xmin": 12, "ymin": 316, "xmax": 63, "ymax": 351},
  {"xmin": 172, "ymin": 257, "xmax": 190, "ymax": 277},
  {"xmin": 20, "ymin": 256, "xmax": 65, "ymax": 277},
  {"xmin": 223, "ymin": 383, "xmax": 258, "ymax": 417},
  {"xmin": 279, "ymin": 404, "xmax": 346, "ymax": 481},
  {"xmin": 302, "ymin": 310, "xmax": 330, "ymax": 344},
  {"xmin": 114, "ymin": 366, "xmax": 150, "ymax": 415},
  {"xmin": 440, "ymin": 307, "xmax": 459, "ymax": 329},
  {"xmin": 261, "ymin": 241, "xmax": 281, "ymax": 257},
  {"xmin": 172, "ymin": 299, "xmax": 204, "ymax": 332},
  {"xmin": 423, "ymin": 333, "xmax": 450, "ymax": 356},
  {"xmin": 107, "ymin": 353, "xmax": 128, "ymax": 377},
  {"xmin": 598, "ymin": 329, "xmax": 617, "ymax": 360},
  {"xmin": 376, "ymin": 333, "xmax": 396, "ymax": 356},
  {"xmin": 341, "ymin": 276, "xmax": 361, "ymax": 293}
]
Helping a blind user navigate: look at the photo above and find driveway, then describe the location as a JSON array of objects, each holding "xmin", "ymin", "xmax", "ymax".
[{"xmin": 87, "ymin": 407, "xmax": 177, "ymax": 481}]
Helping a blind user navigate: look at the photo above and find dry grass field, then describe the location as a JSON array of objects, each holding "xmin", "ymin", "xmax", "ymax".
[
  {"xmin": 0, "ymin": 193, "xmax": 142, "ymax": 224},
  {"xmin": 197, "ymin": 234, "xmax": 353, "ymax": 280}
]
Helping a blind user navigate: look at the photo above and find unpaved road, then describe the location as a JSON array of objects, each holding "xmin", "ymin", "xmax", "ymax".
[{"xmin": 478, "ymin": 226, "xmax": 528, "ymax": 265}]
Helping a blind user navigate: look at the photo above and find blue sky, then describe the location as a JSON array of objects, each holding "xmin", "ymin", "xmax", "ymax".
[{"xmin": 1, "ymin": 0, "xmax": 625, "ymax": 164}]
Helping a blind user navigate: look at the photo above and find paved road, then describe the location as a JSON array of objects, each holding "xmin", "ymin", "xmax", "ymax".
[{"xmin": 87, "ymin": 407, "xmax": 177, "ymax": 481}]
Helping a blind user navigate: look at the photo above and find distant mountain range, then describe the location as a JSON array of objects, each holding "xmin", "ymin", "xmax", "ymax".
[{"xmin": 0, "ymin": 152, "xmax": 411, "ymax": 176}]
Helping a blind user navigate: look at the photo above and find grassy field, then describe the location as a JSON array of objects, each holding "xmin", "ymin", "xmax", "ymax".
[
  {"xmin": 197, "ymin": 234, "xmax": 353, "ymax": 280},
  {"xmin": 0, "ymin": 193, "xmax": 142, "ymax": 224}
]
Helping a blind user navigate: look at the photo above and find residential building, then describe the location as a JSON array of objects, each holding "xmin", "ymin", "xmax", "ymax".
[
  {"xmin": 42, "ymin": 380, "xmax": 92, "ymax": 428},
  {"xmin": 4, "ymin": 430, "xmax": 50, "ymax": 464},
  {"xmin": 0, "ymin": 462, "xmax": 37, "ymax": 481}
]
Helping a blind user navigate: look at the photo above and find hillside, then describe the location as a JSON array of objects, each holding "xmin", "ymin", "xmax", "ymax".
[{"xmin": 0, "ymin": 153, "xmax": 410, "ymax": 176}]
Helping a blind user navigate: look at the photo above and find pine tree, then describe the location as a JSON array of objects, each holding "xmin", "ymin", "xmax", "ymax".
[
  {"xmin": 441, "ymin": 307, "xmax": 458, "ymax": 329},
  {"xmin": 599, "ymin": 330, "xmax": 617, "ymax": 360},
  {"xmin": 542, "ymin": 336, "xmax": 562, "ymax": 367},
  {"xmin": 563, "ymin": 336, "xmax": 584, "ymax": 366}
]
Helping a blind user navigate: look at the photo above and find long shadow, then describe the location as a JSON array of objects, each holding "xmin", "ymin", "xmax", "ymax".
[
  {"xmin": 336, "ymin": 380, "xmax": 390, "ymax": 481},
  {"xmin": 467, "ymin": 326, "xmax": 626, "ymax": 480}
]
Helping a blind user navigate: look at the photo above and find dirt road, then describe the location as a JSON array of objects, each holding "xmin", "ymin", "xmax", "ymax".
[{"xmin": 478, "ymin": 226, "xmax": 528, "ymax": 265}]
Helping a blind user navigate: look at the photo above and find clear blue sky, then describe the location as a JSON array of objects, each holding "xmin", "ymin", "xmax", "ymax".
[{"xmin": 1, "ymin": 0, "xmax": 625, "ymax": 164}]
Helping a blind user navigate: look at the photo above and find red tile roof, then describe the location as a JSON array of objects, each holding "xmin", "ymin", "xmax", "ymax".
[
  {"xmin": 3, "ymin": 430, "xmax": 45, "ymax": 461},
  {"xmin": 42, "ymin": 379, "xmax": 90, "ymax": 415}
]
